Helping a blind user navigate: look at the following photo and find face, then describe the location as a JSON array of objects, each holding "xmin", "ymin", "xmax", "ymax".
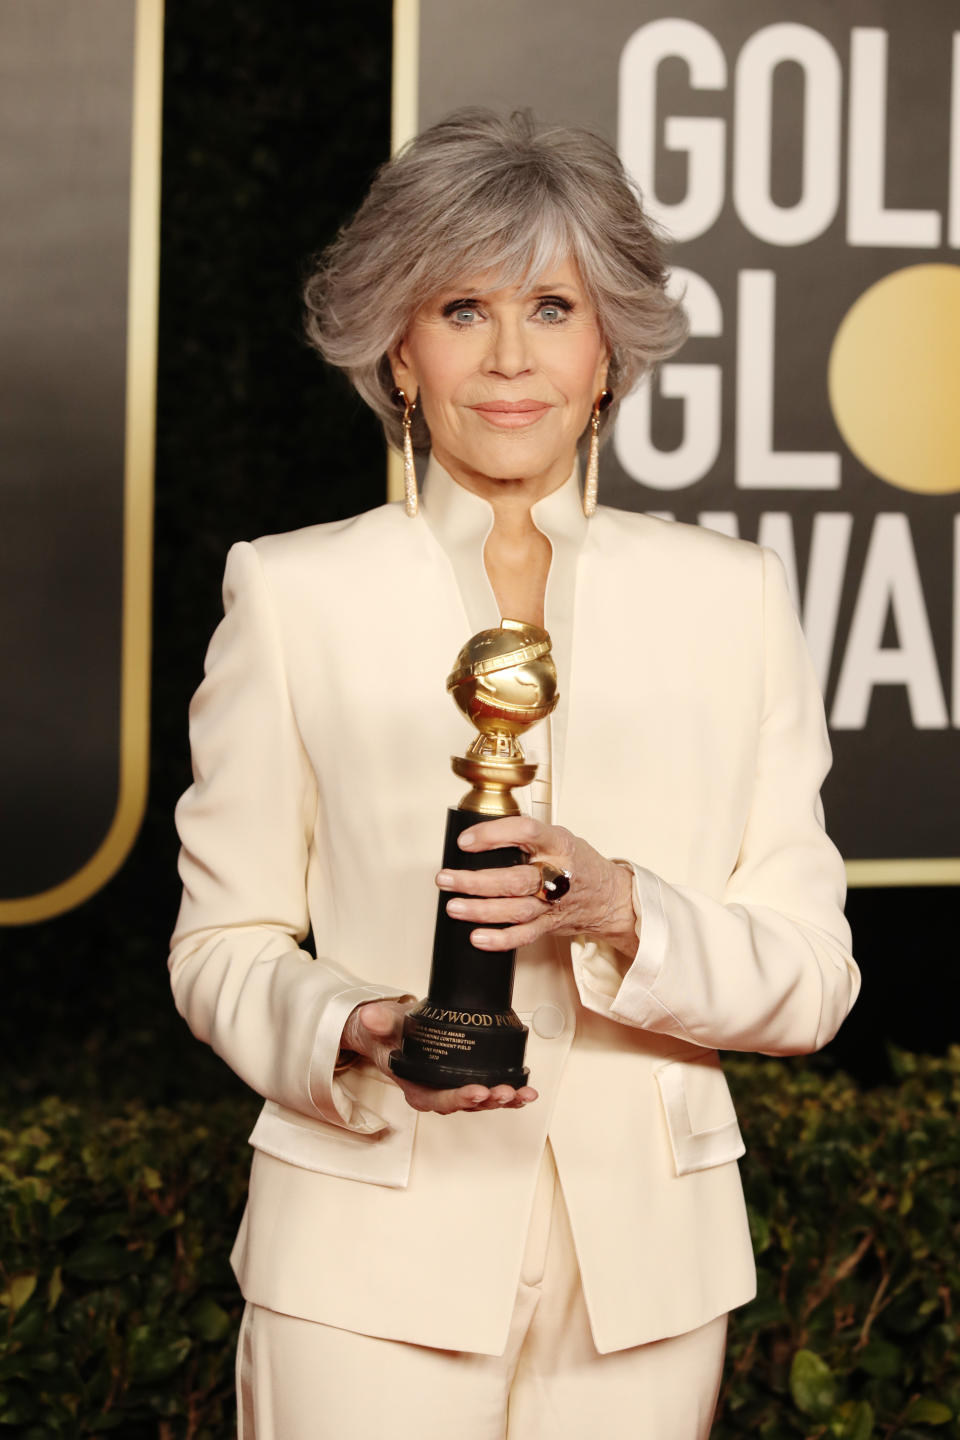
[{"xmin": 390, "ymin": 256, "xmax": 608, "ymax": 503}]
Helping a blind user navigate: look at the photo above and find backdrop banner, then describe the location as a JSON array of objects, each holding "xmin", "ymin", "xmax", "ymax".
[
  {"xmin": 401, "ymin": 0, "xmax": 960, "ymax": 883},
  {"xmin": 0, "ymin": 0, "xmax": 162, "ymax": 924}
]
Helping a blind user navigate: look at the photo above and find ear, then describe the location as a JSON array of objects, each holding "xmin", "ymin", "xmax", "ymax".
[{"xmin": 389, "ymin": 336, "xmax": 419, "ymax": 404}]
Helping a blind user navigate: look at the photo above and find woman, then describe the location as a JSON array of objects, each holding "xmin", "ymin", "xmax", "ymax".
[{"xmin": 170, "ymin": 110, "xmax": 859, "ymax": 1439}]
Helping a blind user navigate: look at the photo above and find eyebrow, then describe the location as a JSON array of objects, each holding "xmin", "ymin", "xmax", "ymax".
[{"xmin": 440, "ymin": 284, "xmax": 578, "ymax": 306}]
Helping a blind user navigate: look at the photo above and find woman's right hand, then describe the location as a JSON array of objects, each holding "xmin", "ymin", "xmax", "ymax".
[{"xmin": 339, "ymin": 1001, "xmax": 538, "ymax": 1115}]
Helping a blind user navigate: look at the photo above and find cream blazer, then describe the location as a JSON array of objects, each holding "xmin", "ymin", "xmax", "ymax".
[{"xmin": 170, "ymin": 458, "xmax": 859, "ymax": 1357}]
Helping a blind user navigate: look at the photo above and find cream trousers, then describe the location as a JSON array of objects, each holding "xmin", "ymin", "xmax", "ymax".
[{"xmin": 236, "ymin": 1143, "xmax": 727, "ymax": 1440}]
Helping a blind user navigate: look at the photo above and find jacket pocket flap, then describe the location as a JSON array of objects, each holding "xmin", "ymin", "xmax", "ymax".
[
  {"xmin": 655, "ymin": 1053, "xmax": 745, "ymax": 1176},
  {"xmin": 248, "ymin": 1077, "xmax": 417, "ymax": 1189}
]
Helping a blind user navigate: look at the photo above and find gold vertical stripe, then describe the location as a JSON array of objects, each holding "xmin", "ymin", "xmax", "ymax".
[
  {"xmin": 391, "ymin": 0, "xmax": 420, "ymax": 152},
  {"xmin": 0, "ymin": 0, "xmax": 164, "ymax": 925},
  {"xmin": 386, "ymin": 0, "xmax": 420, "ymax": 504},
  {"xmin": 846, "ymin": 859, "xmax": 960, "ymax": 887}
]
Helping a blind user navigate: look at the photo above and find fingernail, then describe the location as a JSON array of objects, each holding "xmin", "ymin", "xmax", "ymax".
[
  {"xmin": 472, "ymin": 930, "xmax": 493, "ymax": 947},
  {"xmin": 446, "ymin": 899, "xmax": 466, "ymax": 916},
  {"xmin": 436, "ymin": 870, "xmax": 455, "ymax": 888},
  {"xmin": 459, "ymin": 832, "xmax": 475, "ymax": 848}
]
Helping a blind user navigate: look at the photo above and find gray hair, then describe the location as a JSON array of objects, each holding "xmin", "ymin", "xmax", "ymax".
[{"xmin": 303, "ymin": 109, "xmax": 688, "ymax": 453}]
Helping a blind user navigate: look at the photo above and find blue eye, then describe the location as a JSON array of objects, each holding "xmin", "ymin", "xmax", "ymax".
[
  {"xmin": 442, "ymin": 297, "xmax": 483, "ymax": 326},
  {"xmin": 538, "ymin": 302, "xmax": 567, "ymax": 324}
]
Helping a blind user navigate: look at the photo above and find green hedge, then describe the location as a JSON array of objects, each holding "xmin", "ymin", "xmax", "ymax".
[
  {"xmin": 1, "ymin": 1052, "xmax": 958, "ymax": 1438},
  {"xmin": 716, "ymin": 1050, "xmax": 959, "ymax": 1439},
  {"xmin": 0, "ymin": 1098, "xmax": 256, "ymax": 1437}
]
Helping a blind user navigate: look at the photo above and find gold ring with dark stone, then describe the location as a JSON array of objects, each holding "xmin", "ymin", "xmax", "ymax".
[{"xmin": 536, "ymin": 863, "xmax": 571, "ymax": 904}]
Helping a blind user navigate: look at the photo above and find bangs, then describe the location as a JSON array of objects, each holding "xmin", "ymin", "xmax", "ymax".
[{"xmin": 404, "ymin": 188, "xmax": 583, "ymax": 312}]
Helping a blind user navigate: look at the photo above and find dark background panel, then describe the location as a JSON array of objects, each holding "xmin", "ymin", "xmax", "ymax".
[
  {"xmin": 0, "ymin": 0, "xmax": 134, "ymax": 896},
  {"xmin": 419, "ymin": 0, "xmax": 960, "ymax": 869},
  {"xmin": 1, "ymin": 0, "xmax": 392, "ymax": 1104},
  {"xmin": 0, "ymin": 1, "xmax": 954, "ymax": 1108}
]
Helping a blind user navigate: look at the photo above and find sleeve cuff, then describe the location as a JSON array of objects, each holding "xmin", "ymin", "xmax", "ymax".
[
  {"xmin": 308, "ymin": 983, "xmax": 414, "ymax": 1131},
  {"xmin": 571, "ymin": 863, "xmax": 679, "ymax": 1031}
]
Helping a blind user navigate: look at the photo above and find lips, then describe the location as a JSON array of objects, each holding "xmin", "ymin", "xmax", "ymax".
[{"xmin": 469, "ymin": 400, "xmax": 552, "ymax": 429}]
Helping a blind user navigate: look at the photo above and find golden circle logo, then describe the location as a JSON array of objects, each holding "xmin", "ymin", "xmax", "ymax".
[{"xmin": 828, "ymin": 264, "xmax": 960, "ymax": 495}]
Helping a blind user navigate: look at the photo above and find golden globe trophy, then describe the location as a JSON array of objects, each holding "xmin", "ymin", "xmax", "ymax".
[{"xmin": 389, "ymin": 620, "xmax": 559, "ymax": 1090}]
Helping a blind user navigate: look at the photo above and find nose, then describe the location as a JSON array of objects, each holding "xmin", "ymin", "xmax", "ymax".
[{"xmin": 482, "ymin": 314, "xmax": 533, "ymax": 380}]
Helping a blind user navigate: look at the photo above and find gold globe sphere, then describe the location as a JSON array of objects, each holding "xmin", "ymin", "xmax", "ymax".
[
  {"xmin": 446, "ymin": 620, "xmax": 559, "ymax": 815},
  {"xmin": 447, "ymin": 619, "xmax": 558, "ymax": 739}
]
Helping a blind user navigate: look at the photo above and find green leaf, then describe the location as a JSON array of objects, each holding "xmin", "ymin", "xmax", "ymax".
[
  {"xmin": 24, "ymin": 1350, "xmax": 63, "ymax": 1376},
  {"xmin": 847, "ymin": 1400, "xmax": 874, "ymax": 1440},
  {"xmin": 901, "ymin": 1397, "xmax": 953, "ymax": 1425},
  {"xmin": 19, "ymin": 1176, "xmax": 51, "ymax": 1204},
  {"xmin": 747, "ymin": 1204, "xmax": 771, "ymax": 1254},
  {"xmin": 737, "ymin": 1295, "xmax": 789, "ymax": 1333},
  {"xmin": 859, "ymin": 1338, "xmax": 902, "ymax": 1378},
  {"xmin": 87, "ymin": 1211, "xmax": 131, "ymax": 1243},
  {"xmin": 141, "ymin": 1165, "xmax": 163, "ymax": 1190},
  {"xmin": 62, "ymin": 1242, "xmax": 139, "ymax": 1281},
  {"xmin": 189, "ymin": 1296, "xmax": 231, "ymax": 1342},
  {"xmin": 8, "ymin": 1304, "xmax": 45, "ymax": 1346},
  {"xmin": 831, "ymin": 1400, "xmax": 874, "ymax": 1440},
  {"xmin": 46, "ymin": 1266, "xmax": 62, "ymax": 1312},
  {"xmin": 87, "ymin": 1414, "xmax": 130, "ymax": 1431},
  {"xmin": 128, "ymin": 1333, "xmax": 191, "ymax": 1383},
  {"xmin": 883, "ymin": 1290, "xmax": 930, "ymax": 1337},
  {"xmin": 0, "ymin": 1389, "xmax": 38, "ymax": 1425},
  {"xmin": 0, "ymin": 1273, "xmax": 37, "ymax": 1313},
  {"xmin": 790, "ymin": 1349, "xmax": 837, "ymax": 1420},
  {"xmin": 19, "ymin": 1126, "xmax": 51, "ymax": 1150}
]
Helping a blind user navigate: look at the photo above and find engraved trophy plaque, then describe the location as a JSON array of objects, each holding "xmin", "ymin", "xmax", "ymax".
[{"xmin": 389, "ymin": 620, "xmax": 558, "ymax": 1089}]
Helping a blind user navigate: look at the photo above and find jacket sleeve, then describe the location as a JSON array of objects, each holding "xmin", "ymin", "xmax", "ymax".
[
  {"xmin": 169, "ymin": 541, "xmax": 412, "ymax": 1133},
  {"xmin": 570, "ymin": 546, "xmax": 859, "ymax": 1056}
]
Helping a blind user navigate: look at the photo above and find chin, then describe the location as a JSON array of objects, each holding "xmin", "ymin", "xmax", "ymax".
[{"xmin": 457, "ymin": 439, "xmax": 572, "ymax": 484}]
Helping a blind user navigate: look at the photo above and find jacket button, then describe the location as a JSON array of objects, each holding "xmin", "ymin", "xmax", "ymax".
[{"xmin": 532, "ymin": 1004, "xmax": 566, "ymax": 1040}]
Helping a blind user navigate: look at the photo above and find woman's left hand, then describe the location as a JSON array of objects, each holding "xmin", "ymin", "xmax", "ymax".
[{"xmin": 437, "ymin": 817, "xmax": 640, "ymax": 961}]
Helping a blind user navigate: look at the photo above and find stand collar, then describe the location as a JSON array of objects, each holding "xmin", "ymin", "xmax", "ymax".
[
  {"xmin": 418, "ymin": 455, "xmax": 588, "ymax": 809},
  {"xmin": 419, "ymin": 454, "xmax": 587, "ymax": 635}
]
